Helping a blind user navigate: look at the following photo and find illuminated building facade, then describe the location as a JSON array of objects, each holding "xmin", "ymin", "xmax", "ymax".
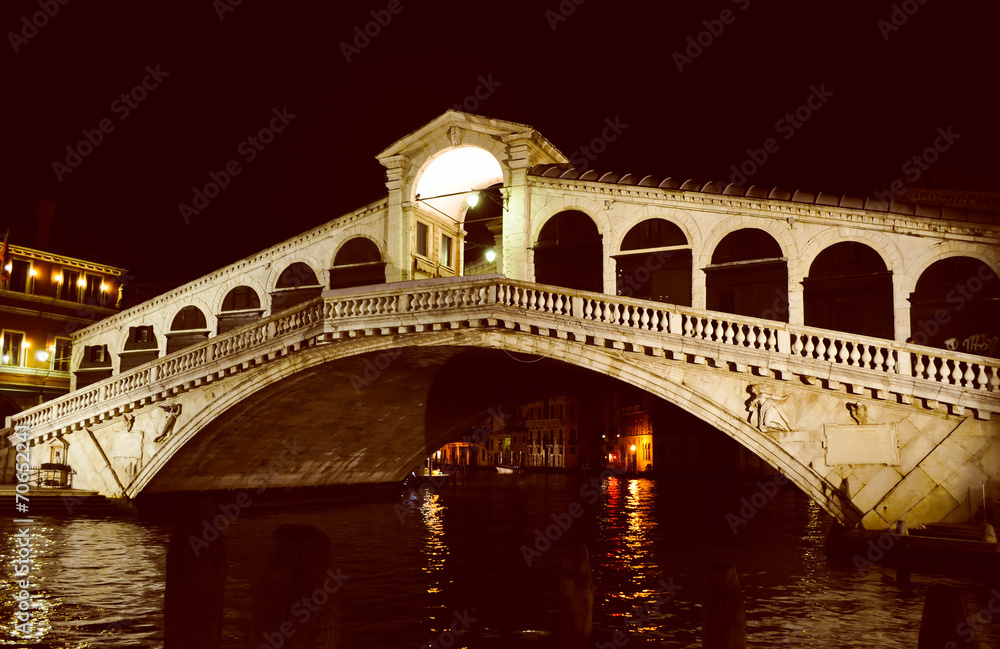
[{"xmin": 0, "ymin": 245, "xmax": 126, "ymax": 421}]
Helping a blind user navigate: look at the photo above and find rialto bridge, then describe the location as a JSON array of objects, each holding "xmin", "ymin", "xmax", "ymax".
[{"xmin": 4, "ymin": 111, "xmax": 999, "ymax": 530}]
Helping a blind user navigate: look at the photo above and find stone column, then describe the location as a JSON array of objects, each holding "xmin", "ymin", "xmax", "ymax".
[
  {"xmin": 893, "ymin": 273, "xmax": 911, "ymax": 342},
  {"xmin": 786, "ymin": 281, "xmax": 804, "ymax": 326},
  {"xmin": 382, "ymin": 155, "xmax": 408, "ymax": 282},
  {"xmin": 502, "ymin": 139, "xmax": 532, "ymax": 282}
]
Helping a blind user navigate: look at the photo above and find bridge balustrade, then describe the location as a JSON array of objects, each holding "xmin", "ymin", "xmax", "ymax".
[{"xmin": 7, "ymin": 277, "xmax": 1000, "ymax": 439}]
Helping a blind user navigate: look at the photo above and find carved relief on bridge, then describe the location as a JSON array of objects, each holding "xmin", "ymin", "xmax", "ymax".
[
  {"xmin": 746, "ymin": 383, "xmax": 793, "ymax": 433},
  {"xmin": 106, "ymin": 404, "xmax": 183, "ymax": 483}
]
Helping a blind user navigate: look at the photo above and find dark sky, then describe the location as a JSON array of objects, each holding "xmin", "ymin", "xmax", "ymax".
[{"xmin": 2, "ymin": 0, "xmax": 996, "ymax": 283}]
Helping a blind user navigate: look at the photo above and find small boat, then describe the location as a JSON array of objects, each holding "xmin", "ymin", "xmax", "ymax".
[{"xmin": 495, "ymin": 465, "xmax": 524, "ymax": 474}]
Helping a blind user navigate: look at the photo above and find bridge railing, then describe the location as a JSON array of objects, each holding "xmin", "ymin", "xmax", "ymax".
[
  {"xmin": 492, "ymin": 278, "xmax": 999, "ymax": 393},
  {"xmin": 7, "ymin": 276, "xmax": 999, "ymax": 435}
]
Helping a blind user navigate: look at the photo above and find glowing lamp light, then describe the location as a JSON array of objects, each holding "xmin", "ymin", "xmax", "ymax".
[
  {"xmin": 100, "ymin": 283, "xmax": 108, "ymax": 292},
  {"xmin": 77, "ymin": 277, "xmax": 86, "ymax": 288},
  {"xmin": 28, "ymin": 267, "xmax": 38, "ymax": 277},
  {"xmin": 630, "ymin": 444, "xmax": 637, "ymax": 452},
  {"xmin": 35, "ymin": 350, "xmax": 49, "ymax": 362},
  {"xmin": 3, "ymin": 263, "xmax": 10, "ymax": 272},
  {"xmin": 54, "ymin": 272, "xmax": 63, "ymax": 283},
  {"xmin": 485, "ymin": 249, "xmax": 496, "ymax": 263},
  {"xmin": 22, "ymin": 340, "xmax": 30, "ymax": 349},
  {"xmin": 466, "ymin": 192, "xmax": 480, "ymax": 208},
  {"xmin": 1, "ymin": 355, "xmax": 8, "ymax": 364}
]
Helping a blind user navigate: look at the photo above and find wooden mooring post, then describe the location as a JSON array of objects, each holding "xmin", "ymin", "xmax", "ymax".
[
  {"xmin": 252, "ymin": 524, "xmax": 343, "ymax": 649},
  {"xmin": 918, "ymin": 585, "xmax": 980, "ymax": 649},
  {"xmin": 703, "ymin": 562, "xmax": 746, "ymax": 649},
  {"xmin": 560, "ymin": 542, "xmax": 594, "ymax": 649},
  {"xmin": 164, "ymin": 498, "xmax": 226, "ymax": 649}
]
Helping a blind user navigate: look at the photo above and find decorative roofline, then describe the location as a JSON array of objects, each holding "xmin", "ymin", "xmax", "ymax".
[
  {"xmin": 72, "ymin": 198, "xmax": 389, "ymax": 340},
  {"xmin": 527, "ymin": 175, "xmax": 1000, "ymax": 244},
  {"xmin": 7, "ymin": 245, "xmax": 127, "ymax": 276}
]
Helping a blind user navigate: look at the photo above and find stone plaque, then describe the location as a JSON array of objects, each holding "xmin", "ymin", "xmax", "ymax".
[
  {"xmin": 115, "ymin": 432, "xmax": 142, "ymax": 459},
  {"xmin": 824, "ymin": 424, "xmax": 898, "ymax": 466}
]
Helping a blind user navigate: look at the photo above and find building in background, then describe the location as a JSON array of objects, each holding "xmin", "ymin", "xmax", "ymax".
[{"xmin": 1, "ymin": 244, "xmax": 126, "ymax": 422}]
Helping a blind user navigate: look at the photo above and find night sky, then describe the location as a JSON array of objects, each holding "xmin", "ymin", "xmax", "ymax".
[{"xmin": 3, "ymin": 0, "xmax": 996, "ymax": 284}]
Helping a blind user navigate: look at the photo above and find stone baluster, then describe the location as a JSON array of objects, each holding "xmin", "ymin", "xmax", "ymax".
[
  {"xmin": 850, "ymin": 343, "xmax": 861, "ymax": 367},
  {"xmin": 684, "ymin": 316, "xmax": 694, "ymax": 338},
  {"xmin": 838, "ymin": 341, "xmax": 850, "ymax": 365},
  {"xmin": 962, "ymin": 363, "xmax": 975, "ymax": 388},
  {"xmin": 976, "ymin": 365, "xmax": 988, "ymax": 390},
  {"xmin": 735, "ymin": 325, "xmax": 746, "ymax": 347},
  {"xmin": 804, "ymin": 336, "xmax": 815, "ymax": 359},
  {"xmin": 724, "ymin": 322, "xmax": 734, "ymax": 346},
  {"xmin": 951, "ymin": 362, "xmax": 964, "ymax": 386},
  {"xmin": 928, "ymin": 357, "xmax": 941, "ymax": 382},
  {"xmin": 705, "ymin": 319, "xmax": 715, "ymax": 341},
  {"xmin": 815, "ymin": 338, "xmax": 826, "ymax": 360},
  {"xmin": 695, "ymin": 318, "xmax": 705, "ymax": 339}
]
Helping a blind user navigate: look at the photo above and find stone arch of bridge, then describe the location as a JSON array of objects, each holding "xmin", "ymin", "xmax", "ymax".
[
  {"xmin": 901, "ymin": 242, "xmax": 1000, "ymax": 299},
  {"xmin": 126, "ymin": 330, "xmax": 860, "ymax": 526},
  {"xmin": 407, "ymin": 140, "xmax": 512, "ymax": 208},
  {"xmin": 210, "ymin": 276, "xmax": 269, "ymax": 319}
]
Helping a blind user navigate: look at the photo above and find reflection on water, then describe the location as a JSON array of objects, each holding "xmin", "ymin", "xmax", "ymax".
[
  {"xmin": 0, "ymin": 518, "xmax": 170, "ymax": 647},
  {"xmin": 1, "ymin": 474, "xmax": 998, "ymax": 647}
]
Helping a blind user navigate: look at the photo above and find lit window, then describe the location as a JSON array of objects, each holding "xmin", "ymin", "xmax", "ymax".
[
  {"xmin": 60, "ymin": 270, "xmax": 80, "ymax": 301},
  {"xmin": 84, "ymin": 275, "xmax": 102, "ymax": 304},
  {"xmin": 441, "ymin": 234, "xmax": 453, "ymax": 267},
  {"xmin": 6, "ymin": 260, "xmax": 30, "ymax": 293},
  {"xmin": 1, "ymin": 332, "xmax": 25, "ymax": 366},
  {"xmin": 53, "ymin": 338, "xmax": 72, "ymax": 372},
  {"xmin": 416, "ymin": 222, "xmax": 429, "ymax": 257}
]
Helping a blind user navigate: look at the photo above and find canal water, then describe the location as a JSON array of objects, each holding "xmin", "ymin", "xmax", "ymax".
[{"xmin": 2, "ymin": 472, "xmax": 999, "ymax": 648}]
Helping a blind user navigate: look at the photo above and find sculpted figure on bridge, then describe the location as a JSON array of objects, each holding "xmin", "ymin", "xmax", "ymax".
[{"xmin": 748, "ymin": 383, "xmax": 792, "ymax": 433}]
